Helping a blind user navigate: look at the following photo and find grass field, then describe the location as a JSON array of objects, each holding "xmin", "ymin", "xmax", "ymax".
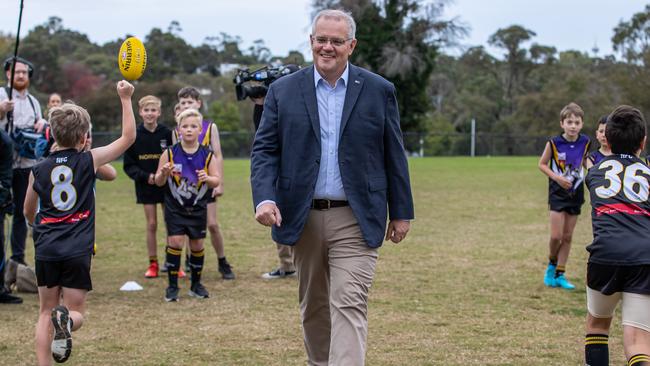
[{"xmin": 0, "ymin": 157, "xmax": 623, "ymax": 365}]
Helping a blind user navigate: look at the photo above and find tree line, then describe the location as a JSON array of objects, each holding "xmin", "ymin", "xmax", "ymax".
[{"xmin": 2, "ymin": 0, "xmax": 650, "ymax": 155}]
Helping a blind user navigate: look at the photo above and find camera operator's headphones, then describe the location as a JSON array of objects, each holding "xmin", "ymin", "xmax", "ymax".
[{"xmin": 3, "ymin": 56, "xmax": 34, "ymax": 78}]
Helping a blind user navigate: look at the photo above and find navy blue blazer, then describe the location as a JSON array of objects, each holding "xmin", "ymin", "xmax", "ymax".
[{"xmin": 250, "ymin": 64, "xmax": 414, "ymax": 248}]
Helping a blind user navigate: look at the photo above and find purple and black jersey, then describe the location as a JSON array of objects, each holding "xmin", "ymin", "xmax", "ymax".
[
  {"xmin": 586, "ymin": 154, "xmax": 650, "ymax": 265},
  {"xmin": 31, "ymin": 149, "xmax": 96, "ymax": 261},
  {"xmin": 547, "ymin": 134, "xmax": 590, "ymax": 209},
  {"xmin": 588, "ymin": 150, "xmax": 606, "ymax": 167},
  {"xmin": 165, "ymin": 143, "xmax": 213, "ymax": 209},
  {"xmin": 549, "ymin": 134, "xmax": 590, "ymax": 191}
]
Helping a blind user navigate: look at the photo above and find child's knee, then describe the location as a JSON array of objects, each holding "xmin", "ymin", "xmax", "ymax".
[
  {"xmin": 207, "ymin": 221, "xmax": 220, "ymax": 233},
  {"xmin": 562, "ymin": 233, "xmax": 573, "ymax": 244},
  {"xmin": 189, "ymin": 240, "xmax": 204, "ymax": 252},
  {"xmin": 167, "ymin": 237, "xmax": 184, "ymax": 249},
  {"xmin": 587, "ymin": 314, "xmax": 612, "ymax": 334}
]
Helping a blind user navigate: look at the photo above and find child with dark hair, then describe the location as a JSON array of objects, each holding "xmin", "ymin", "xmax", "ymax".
[
  {"xmin": 538, "ymin": 102, "xmax": 591, "ymax": 290},
  {"xmin": 587, "ymin": 115, "xmax": 612, "ymax": 169},
  {"xmin": 584, "ymin": 105, "xmax": 650, "ymax": 366}
]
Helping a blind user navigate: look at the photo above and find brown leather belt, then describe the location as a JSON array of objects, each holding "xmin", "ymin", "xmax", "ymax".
[{"xmin": 311, "ymin": 199, "xmax": 349, "ymax": 210}]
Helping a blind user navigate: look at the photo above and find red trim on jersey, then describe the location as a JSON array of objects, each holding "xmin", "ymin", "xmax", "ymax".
[
  {"xmin": 40, "ymin": 210, "xmax": 91, "ymax": 224},
  {"xmin": 595, "ymin": 203, "xmax": 650, "ymax": 217}
]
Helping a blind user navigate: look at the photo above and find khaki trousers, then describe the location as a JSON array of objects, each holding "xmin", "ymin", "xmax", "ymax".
[
  {"xmin": 277, "ymin": 243, "xmax": 295, "ymax": 272},
  {"xmin": 293, "ymin": 206, "xmax": 378, "ymax": 366}
]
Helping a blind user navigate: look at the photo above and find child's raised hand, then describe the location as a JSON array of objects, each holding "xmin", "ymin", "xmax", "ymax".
[
  {"xmin": 196, "ymin": 169, "xmax": 208, "ymax": 183},
  {"xmin": 116, "ymin": 80, "xmax": 135, "ymax": 98}
]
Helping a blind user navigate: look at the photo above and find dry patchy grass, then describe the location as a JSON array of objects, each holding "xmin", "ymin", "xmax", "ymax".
[{"xmin": 0, "ymin": 157, "xmax": 625, "ymax": 365}]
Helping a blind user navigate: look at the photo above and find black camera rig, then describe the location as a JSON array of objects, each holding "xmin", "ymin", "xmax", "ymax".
[{"xmin": 233, "ymin": 64, "xmax": 299, "ymax": 101}]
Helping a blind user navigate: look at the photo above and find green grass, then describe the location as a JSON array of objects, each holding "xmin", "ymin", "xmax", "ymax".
[{"xmin": 0, "ymin": 157, "xmax": 625, "ymax": 365}]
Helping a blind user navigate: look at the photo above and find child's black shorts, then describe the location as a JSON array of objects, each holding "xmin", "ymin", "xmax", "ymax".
[
  {"xmin": 164, "ymin": 205, "xmax": 207, "ymax": 240},
  {"xmin": 549, "ymin": 200, "xmax": 582, "ymax": 215},
  {"xmin": 548, "ymin": 184, "xmax": 584, "ymax": 215},
  {"xmin": 35, "ymin": 254, "xmax": 93, "ymax": 291},
  {"xmin": 135, "ymin": 184, "xmax": 165, "ymax": 204},
  {"xmin": 588, "ymin": 262, "xmax": 650, "ymax": 296}
]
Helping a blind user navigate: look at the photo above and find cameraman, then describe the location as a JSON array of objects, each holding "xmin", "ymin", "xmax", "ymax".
[
  {"xmin": 251, "ymin": 96, "xmax": 296, "ymax": 279},
  {"xmin": 0, "ymin": 57, "xmax": 46, "ymax": 269},
  {"xmin": 252, "ymin": 97, "xmax": 264, "ymax": 131},
  {"xmin": 0, "ymin": 128, "xmax": 21, "ymax": 303}
]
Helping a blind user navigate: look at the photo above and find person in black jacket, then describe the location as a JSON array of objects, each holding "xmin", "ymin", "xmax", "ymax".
[
  {"xmin": 123, "ymin": 95, "xmax": 173, "ymax": 278},
  {"xmin": 0, "ymin": 129, "xmax": 21, "ymax": 303}
]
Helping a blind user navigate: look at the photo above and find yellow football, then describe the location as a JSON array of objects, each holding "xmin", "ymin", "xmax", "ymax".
[{"xmin": 117, "ymin": 36, "xmax": 147, "ymax": 80}]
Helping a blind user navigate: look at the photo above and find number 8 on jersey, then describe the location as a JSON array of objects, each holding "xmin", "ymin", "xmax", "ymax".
[{"xmin": 51, "ymin": 165, "xmax": 77, "ymax": 211}]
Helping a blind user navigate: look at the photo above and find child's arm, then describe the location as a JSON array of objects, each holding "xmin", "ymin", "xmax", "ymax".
[
  {"xmin": 154, "ymin": 151, "xmax": 173, "ymax": 187},
  {"xmin": 209, "ymin": 123, "xmax": 225, "ymax": 196},
  {"xmin": 83, "ymin": 136, "xmax": 118, "ymax": 181},
  {"xmin": 538, "ymin": 142, "xmax": 572, "ymax": 190},
  {"xmin": 585, "ymin": 156, "xmax": 594, "ymax": 170},
  {"xmin": 97, "ymin": 163, "xmax": 117, "ymax": 181},
  {"xmin": 91, "ymin": 80, "xmax": 136, "ymax": 169},
  {"xmin": 23, "ymin": 172, "xmax": 38, "ymax": 225},
  {"xmin": 197, "ymin": 156, "xmax": 220, "ymax": 189}
]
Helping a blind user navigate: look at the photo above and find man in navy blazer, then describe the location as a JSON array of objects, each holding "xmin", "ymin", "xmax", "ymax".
[{"xmin": 251, "ymin": 9, "xmax": 414, "ymax": 366}]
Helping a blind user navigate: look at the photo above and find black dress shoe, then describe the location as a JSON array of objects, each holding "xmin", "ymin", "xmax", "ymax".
[{"xmin": 0, "ymin": 287, "xmax": 23, "ymax": 304}]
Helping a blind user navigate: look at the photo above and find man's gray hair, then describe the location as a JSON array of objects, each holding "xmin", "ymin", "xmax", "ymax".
[{"xmin": 311, "ymin": 9, "xmax": 356, "ymax": 40}]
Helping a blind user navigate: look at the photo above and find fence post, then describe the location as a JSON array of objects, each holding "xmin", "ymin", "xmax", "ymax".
[
  {"xmin": 419, "ymin": 134, "xmax": 424, "ymax": 157},
  {"xmin": 470, "ymin": 118, "xmax": 476, "ymax": 157}
]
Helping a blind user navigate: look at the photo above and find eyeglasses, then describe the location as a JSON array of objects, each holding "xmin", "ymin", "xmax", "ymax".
[{"xmin": 312, "ymin": 36, "xmax": 351, "ymax": 47}]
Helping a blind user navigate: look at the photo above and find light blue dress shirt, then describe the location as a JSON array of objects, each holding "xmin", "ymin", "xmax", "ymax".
[
  {"xmin": 313, "ymin": 65, "xmax": 349, "ymax": 200},
  {"xmin": 255, "ymin": 65, "xmax": 350, "ymax": 211}
]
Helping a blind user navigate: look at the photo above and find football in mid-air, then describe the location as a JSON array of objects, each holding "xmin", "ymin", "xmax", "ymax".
[{"xmin": 117, "ymin": 36, "xmax": 147, "ymax": 80}]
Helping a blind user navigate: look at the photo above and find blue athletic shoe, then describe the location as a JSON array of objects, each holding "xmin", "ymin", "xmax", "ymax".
[
  {"xmin": 554, "ymin": 274, "xmax": 575, "ymax": 290},
  {"xmin": 544, "ymin": 263, "xmax": 557, "ymax": 287}
]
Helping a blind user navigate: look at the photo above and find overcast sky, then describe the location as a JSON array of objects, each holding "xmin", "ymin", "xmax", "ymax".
[{"xmin": 0, "ymin": 0, "xmax": 648, "ymax": 60}]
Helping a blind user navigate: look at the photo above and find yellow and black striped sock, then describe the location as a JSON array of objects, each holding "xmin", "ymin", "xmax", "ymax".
[
  {"xmin": 189, "ymin": 248, "xmax": 205, "ymax": 285},
  {"xmin": 149, "ymin": 256, "xmax": 158, "ymax": 264},
  {"xmin": 555, "ymin": 265, "xmax": 566, "ymax": 278},
  {"xmin": 585, "ymin": 334, "xmax": 608, "ymax": 366},
  {"xmin": 548, "ymin": 256, "xmax": 558, "ymax": 266},
  {"xmin": 166, "ymin": 246, "xmax": 182, "ymax": 288},
  {"xmin": 629, "ymin": 354, "xmax": 650, "ymax": 366}
]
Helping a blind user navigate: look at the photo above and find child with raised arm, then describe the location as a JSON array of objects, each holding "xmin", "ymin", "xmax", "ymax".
[
  {"xmin": 538, "ymin": 102, "xmax": 591, "ymax": 290},
  {"xmin": 155, "ymin": 108, "xmax": 220, "ymax": 302},
  {"xmin": 23, "ymin": 80, "xmax": 136, "ymax": 365}
]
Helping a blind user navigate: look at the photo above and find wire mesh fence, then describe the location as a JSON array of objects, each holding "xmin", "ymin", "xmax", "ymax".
[
  {"xmin": 402, "ymin": 132, "xmax": 551, "ymax": 157},
  {"xmin": 91, "ymin": 131, "xmax": 553, "ymax": 158}
]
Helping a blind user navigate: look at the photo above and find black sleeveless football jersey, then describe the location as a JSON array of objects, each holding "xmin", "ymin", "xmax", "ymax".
[
  {"xmin": 31, "ymin": 149, "xmax": 96, "ymax": 261},
  {"xmin": 586, "ymin": 154, "xmax": 650, "ymax": 265}
]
